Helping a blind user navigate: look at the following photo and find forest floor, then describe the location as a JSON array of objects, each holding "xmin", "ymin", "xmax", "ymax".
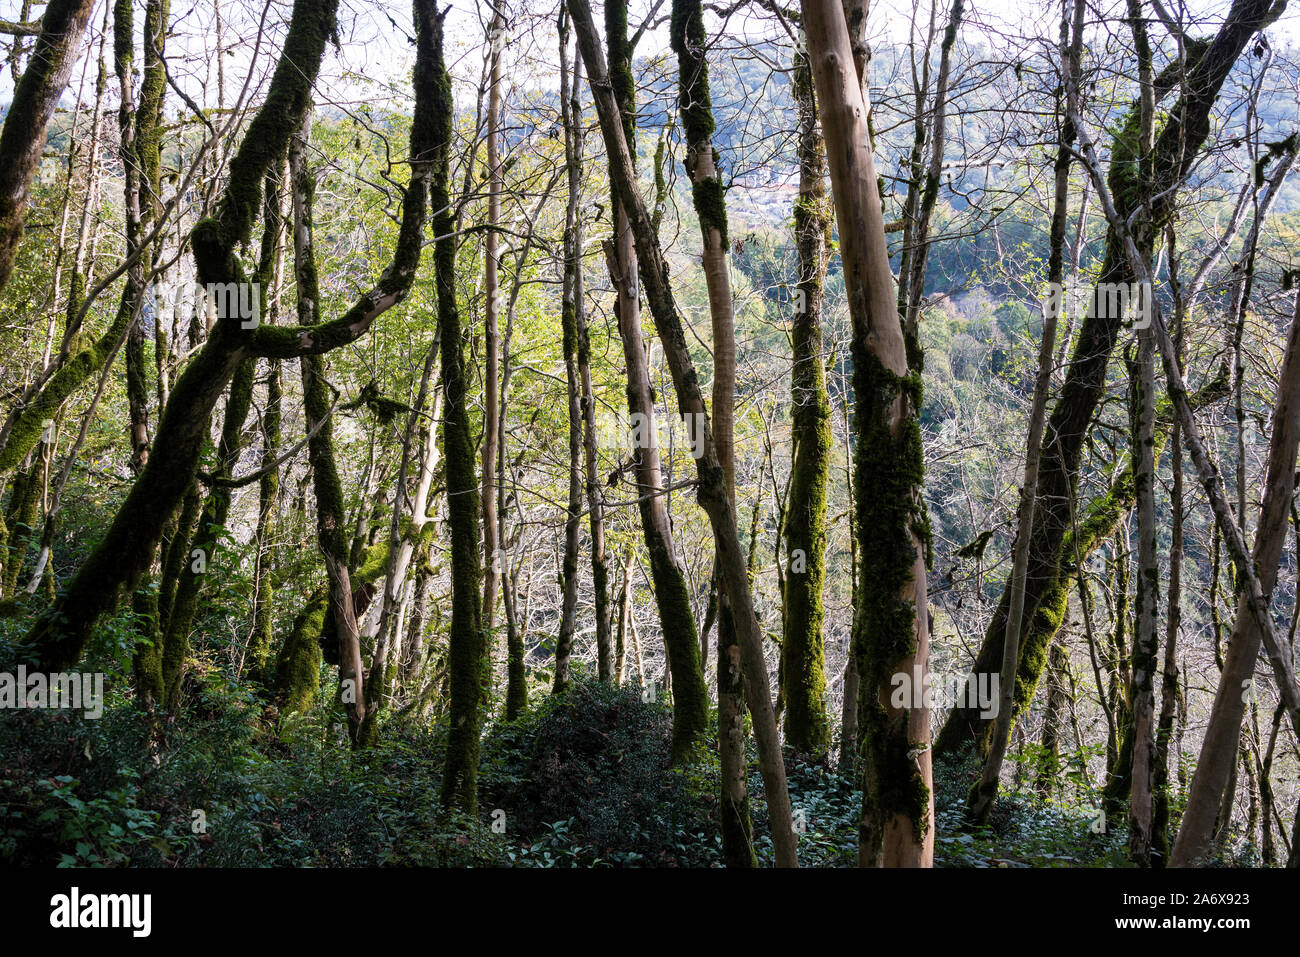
[{"xmin": 2, "ymin": 666, "xmax": 1217, "ymax": 868}]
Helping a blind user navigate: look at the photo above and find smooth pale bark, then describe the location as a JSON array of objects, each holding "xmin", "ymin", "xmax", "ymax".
[
  {"xmin": 671, "ymin": 0, "xmax": 755, "ymax": 866},
  {"xmin": 361, "ymin": 345, "xmax": 441, "ymax": 743},
  {"xmin": 801, "ymin": 0, "xmax": 933, "ymax": 867},
  {"xmin": 481, "ymin": 11, "xmax": 504, "ymax": 637},
  {"xmin": 571, "ymin": 0, "xmax": 798, "ymax": 867}
]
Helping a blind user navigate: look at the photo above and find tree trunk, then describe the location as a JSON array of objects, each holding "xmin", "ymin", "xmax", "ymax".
[
  {"xmin": 24, "ymin": 0, "xmax": 341, "ymax": 671},
  {"xmin": 432, "ymin": 0, "xmax": 487, "ymax": 815},
  {"xmin": 780, "ymin": 34, "xmax": 834, "ymax": 764},
  {"xmin": 480, "ymin": 10, "xmax": 504, "ymax": 638},
  {"xmin": 801, "ymin": 0, "xmax": 933, "ymax": 867},
  {"xmin": 1171, "ymin": 282, "xmax": 1300, "ymax": 865},
  {"xmin": 553, "ymin": 6, "xmax": 585, "ymax": 696},
  {"xmin": 934, "ymin": 0, "xmax": 1289, "ymax": 764},
  {"xmin": 966, "ymin": 0, "xmax": 1074, "ymax": 827},
  {"xmin": 601, "ymin": 0, "xmax": 708, "ymax": 764},
  {"xmin": 0, "ymin": 0, "xmax": 97, "ymax": 295},
  {"xmin": 572, "ymin": 0, "xmax": 798, "ymax": 866}
]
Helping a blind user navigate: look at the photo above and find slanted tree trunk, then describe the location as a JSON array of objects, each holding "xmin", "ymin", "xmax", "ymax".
[
  {"xmin": 0, "ymin": 0, "xmax": 97, "ymax": 295},
  {"xmin": 601, "ymin": 0, "xmax": 708, "ymax": 763},
  {"xmin": 934, "ymin": 0, "xmax": 1290, "ymax": 764},
  {"xmin": 26, "ymin": 0, "xmax": 437, "ymax": 682},
  {"xmin": 1066, "ymin": 57, "xmax": 1300, "ymax": 864},
  {"xmin": 358, "ymin": 340, "xmax": 440, "ymax": 746},
  {"xmin": 1171, "ymin": 281, "xmax": 1300, "ymax": 864},
  {"xmin": 801, "ymin": 0, "xmax": 933, "ymax": 867},
  {"xmin": 572, "ymin": 0, "xmax": 797, "ymax": 867},
  {"xmin": 671, "ymin": 0, "xmax": 755, "ymax": 865}
]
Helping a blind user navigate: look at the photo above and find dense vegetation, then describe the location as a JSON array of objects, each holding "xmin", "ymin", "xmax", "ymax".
[{"xmin": 1, "ymin": 0, "xmax": 1299, "ymax": 870}]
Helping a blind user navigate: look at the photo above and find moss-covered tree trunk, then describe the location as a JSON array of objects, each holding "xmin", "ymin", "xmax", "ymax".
[
  {"xmin": 965, "ymin": 0, "xmax": 1073, "ymax": 826},
  {"xmin": 802, "ymin": 0, "xmax": 934, "ymax": 867},
  {"xmin": 23, "ymin": 0, "xmax": 341, "ymax": 672},
  {"xmin": 1, "ymin": 456, "xmax": 41, "ymax": 595},
  {"xmin": 602, "ymin": 0, "xmax": 708, "ymax": 763},
  {"xmin": 246, "ymin": 357, "xmax": 281, "ymax": 682},
  {"xmin": 287, "ymin": 110, "xmax": 364, "ymax": 739},
  {"xmin": 429, "ymin": 0, "xmax": 487, "ymax": 814},
  {"xmin": 0, "ymin": 0, "xmax": 97, "ymax": 296},
  {"xmin": 780, "ymin": 38, "xmax": 834, "ymax": 764},
  {"xmin": 671, "ymin": 0, "xmax": 755, "ymax": 864},
  {"xmin": 934, "ymin": 0, "xmax": 1288, "ymax": 764},
  {"xmin": 576, "ymin": 178, "xmax": 613, "ymax": 684},
  {"xmin": 572, "ymin": 0, "xmax": 797, "ymax": 867},
  {"xmin": 1124, "ymin": 0, "xmax": 1159, "ymax": 866},
  {"xmin": 158, "ymin": 358, "xmax": 253, "ymax": 710}
]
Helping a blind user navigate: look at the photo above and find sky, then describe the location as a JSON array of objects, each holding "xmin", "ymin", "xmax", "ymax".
[{"xmin": 1, "ymin": 0, "xmax": 1297, "ymax": 122}]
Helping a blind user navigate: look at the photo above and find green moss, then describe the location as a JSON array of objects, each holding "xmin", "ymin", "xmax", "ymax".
[
  {"xmin": 275, "ymin": 584, "xmax": 329, "ymax": 716},
  {"xmin": 428, "ymin": 2, "xmax": 486, "ymax": 815},
  {"xmin": 689, "ymin": 177, "xmax": 728, "ymax": 247},
  {"xmin": 853, "ymin": 348, "xmax": 932, "ymax": 845},
  {"xmin": 2, "ymin": 462, "xmax": 41, "ymax": 594},
  {"xmin": 782, "ymin": 60, "xmax": 834, "ymax": 760},
  {"xmin": 605, "ymin": 0, "xmax": 636, "ymax": 153}
]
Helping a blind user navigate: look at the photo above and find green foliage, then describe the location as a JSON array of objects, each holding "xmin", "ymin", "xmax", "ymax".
[
  {"xmin": 0, "ymin": 671, "xmax": 506, "ymax": 867},
  {"xmin": 480, "ymin": 674, "xmax": 719, "ymax": 866}
]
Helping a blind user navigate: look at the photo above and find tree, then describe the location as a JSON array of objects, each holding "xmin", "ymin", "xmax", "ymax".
[
  {"xmin": 801, "ymin": 0, "xmax": 934, "ymax": 867},
  {"xmin": 571, "ymin": 0, "xmax": 798, "ymax": 867}
]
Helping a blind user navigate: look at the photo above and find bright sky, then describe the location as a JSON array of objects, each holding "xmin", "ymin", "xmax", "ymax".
[{"xmin": 1, "ymin": 0, "xmax": 1297, "ymax": 117}]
